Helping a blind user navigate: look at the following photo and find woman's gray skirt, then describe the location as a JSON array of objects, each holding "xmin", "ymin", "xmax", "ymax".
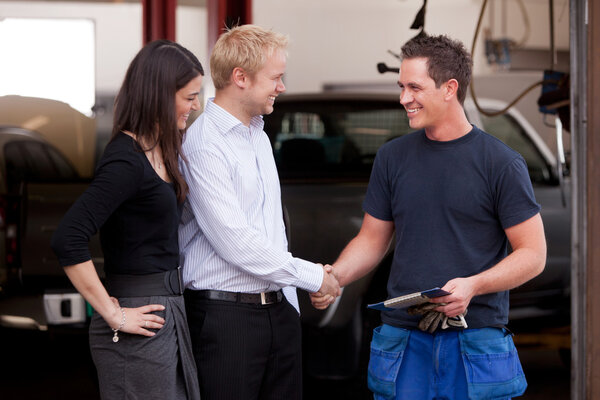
[{"xmin": 89, "ymin": 294, "xmax": 200, "ymax": 400}]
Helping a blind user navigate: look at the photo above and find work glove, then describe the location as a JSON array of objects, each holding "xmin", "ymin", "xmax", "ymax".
[{"xmin": 406, "ymin": 302, "xmax": 468, "ymax": 333}]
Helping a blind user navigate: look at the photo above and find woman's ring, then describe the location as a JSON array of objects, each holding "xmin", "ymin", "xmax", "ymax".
[{"xmin": 144, "ymin": 321, "xmax": 148, "ymax": 328}]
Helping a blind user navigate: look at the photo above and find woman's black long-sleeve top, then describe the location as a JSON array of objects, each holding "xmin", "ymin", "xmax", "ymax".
[{"xmin": 51, "ymin": 132, "xmax": 180, "ymax": 275}]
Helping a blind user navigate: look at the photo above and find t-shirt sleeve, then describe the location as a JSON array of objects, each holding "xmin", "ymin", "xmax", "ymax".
[
  {"xmin": 496, "ymin": 156, "xmax": 541, "ymax": 229},
  {"xmin": 50, "ymin": 150, "xmax": 144, "ymax": 267},
  {"xmin": 363, "ymin": 148, "xmax": 394, "ymax": 221}
]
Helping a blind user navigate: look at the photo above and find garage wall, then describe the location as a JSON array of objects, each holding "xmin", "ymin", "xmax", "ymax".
[
  {"xmin": 254, "ymin": 0, "xmax": 480, "ymax": 93},
  {"xmin": 0, "ymin": 1, "xmax": 207, "ymax": 96},
  {"xmin": 253, "ymin": 0, "xmax": 569, "ymax": 93}
]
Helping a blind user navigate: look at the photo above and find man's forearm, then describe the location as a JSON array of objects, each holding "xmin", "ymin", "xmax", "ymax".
[
  {"xmin": 334, "ymin": 234, "xmax": 392, "ymax": 287},
  {"xmin": 471, "ymin": 213, "xmax": 546, "ymax": 296},
  {"xmin": 431, "ymin": 246, "xmax": 546, "ymax": 317},
  {"xmin": 311, "ymin": 213, "xmax": 394, "ymax": 309},
  {"xmin": 469, "ymin": 246, "xmax": 546, "ymax": 296}
]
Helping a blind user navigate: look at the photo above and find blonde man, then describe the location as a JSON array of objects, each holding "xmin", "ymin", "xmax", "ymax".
[{"xmin": 179, "ymin": 25, "xmax": 340, "ymax": 400}]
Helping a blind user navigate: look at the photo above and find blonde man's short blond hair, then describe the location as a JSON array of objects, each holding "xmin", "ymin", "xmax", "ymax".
[{"xmin": 210, "ymin": 24, "xmax": 288, "ymax": 90}]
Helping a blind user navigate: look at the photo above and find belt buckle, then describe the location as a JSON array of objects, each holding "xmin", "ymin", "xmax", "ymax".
[{"xmin": 260, "ymin": 292, "xmax": 271, "ymax": 305}]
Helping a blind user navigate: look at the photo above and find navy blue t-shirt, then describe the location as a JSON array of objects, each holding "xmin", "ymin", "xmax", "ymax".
[{"xmin": 363, "ymin": 125, "xmax": 541, "ymax": 329}]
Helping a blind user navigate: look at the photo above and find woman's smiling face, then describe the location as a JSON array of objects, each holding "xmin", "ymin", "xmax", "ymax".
[{"xmin": 175, "ymin": 74, "xmax": 203, "ymax": 130}]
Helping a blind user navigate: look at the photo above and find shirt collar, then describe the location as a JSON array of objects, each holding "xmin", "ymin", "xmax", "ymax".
[{"xmin": 205, "ymin": 98, "xmax": 265, "ymax": 135}]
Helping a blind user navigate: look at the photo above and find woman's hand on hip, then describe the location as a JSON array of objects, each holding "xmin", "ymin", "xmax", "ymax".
[{"xmin": 107, "ymin": 297, "xmax": 166, "ymax": 337}]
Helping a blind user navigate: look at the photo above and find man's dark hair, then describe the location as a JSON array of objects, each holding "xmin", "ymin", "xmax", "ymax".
[{"xmin": 401, "ymin": 34, "xmax": 472, "ymax": 104}]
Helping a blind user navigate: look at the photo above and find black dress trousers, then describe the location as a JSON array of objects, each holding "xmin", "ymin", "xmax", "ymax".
[{"xmin": 184, "ymin": 291, "xmax": 302, "ymax": 400}]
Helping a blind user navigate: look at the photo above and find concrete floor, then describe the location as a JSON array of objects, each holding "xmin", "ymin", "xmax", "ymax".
[{"xmin": 0, "ymin": 328, "xmax": 570, "ymax": 400}]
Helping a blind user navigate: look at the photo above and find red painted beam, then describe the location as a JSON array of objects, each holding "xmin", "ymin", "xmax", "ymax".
[
  {"xmin": 207, "ymin": 0, "xmax": 252, "ymax": 55},
  {"xmin": 142, "ymin": 0, "xmax": 177, "ymax": 43}
]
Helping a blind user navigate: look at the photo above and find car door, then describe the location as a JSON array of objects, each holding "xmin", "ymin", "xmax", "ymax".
[{"xmin": 4, "ymin": 139, "xmax": 103, "ymax": 283}]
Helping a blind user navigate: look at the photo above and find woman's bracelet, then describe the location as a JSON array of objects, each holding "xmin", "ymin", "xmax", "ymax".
[{"xmin": 112, "ymin": 307, "xmax": 126, "ymax": 343}]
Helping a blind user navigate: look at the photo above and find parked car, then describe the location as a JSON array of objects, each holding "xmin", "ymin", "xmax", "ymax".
[
  {"xmin": 0, "ymin": 95, "xmax": 97, "ymax": 179},
  {"xmin": 0, "ymin": 102, "xmax": 102, "ymax": 332},
  {"xmin": 262, "ymin": 92, "xmax": 571, "ymax": 379}
]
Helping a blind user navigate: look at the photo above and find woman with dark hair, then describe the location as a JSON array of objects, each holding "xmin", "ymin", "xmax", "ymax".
[{"xmin": 51, "ymin": 40, "xmax": 204, "ymax": 400}]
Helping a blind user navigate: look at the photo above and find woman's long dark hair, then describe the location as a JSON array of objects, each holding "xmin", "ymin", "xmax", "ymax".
[{"xmin": 112, "ymin": 40, "xmax": 204, "ymax": 203}]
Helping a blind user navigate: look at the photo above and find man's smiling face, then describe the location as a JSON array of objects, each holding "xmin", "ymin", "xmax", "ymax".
[{"xmin": 398, "ymin": 57, "xmax": 449, "ymax": 131}]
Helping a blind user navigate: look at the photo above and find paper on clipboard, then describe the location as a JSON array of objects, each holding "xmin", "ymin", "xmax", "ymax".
[{"xmin": 367, "ymin": 287, "xmax": 451, "ymax": 311}]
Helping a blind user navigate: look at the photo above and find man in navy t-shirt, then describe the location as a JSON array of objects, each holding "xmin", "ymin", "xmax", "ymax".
[{"xmin": 311, "ymin": 34, "xmax": 546, "ymax": 400}]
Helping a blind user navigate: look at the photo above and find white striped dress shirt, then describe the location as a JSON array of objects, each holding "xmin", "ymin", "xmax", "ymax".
[{"xmin": 179, "ymin": 99, "xmax": 324, "ymax": 312}]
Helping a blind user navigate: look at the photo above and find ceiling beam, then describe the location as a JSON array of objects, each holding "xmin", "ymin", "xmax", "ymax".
[
  {"xmin": 142, "ymin": 0, "xmax": 176, "ymax": 43},
  {"xmin": 207, "ymin": 0, "xmax": 252, "ymax": 56}
]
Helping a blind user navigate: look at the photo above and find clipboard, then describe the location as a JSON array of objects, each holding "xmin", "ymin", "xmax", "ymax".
[{"xmin": 367, "ymin": 287, "xmax": 451, "ymax": 311}]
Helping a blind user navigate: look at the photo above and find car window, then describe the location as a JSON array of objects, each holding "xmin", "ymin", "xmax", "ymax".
[
  {"xmin": 265, "ymin": 99, "xmax": 552, "ymax": 184},
  {"xmin": 344, "ymin": 109, "xmax": 409, "ymax": 163},
  {"xmin": 265, "ymin": 101, "xmax": 411, "ymax": 178},
  {"xmin": 479, "ymin": 113, "xmax": 552, "ymax": 184},
  {"xmin": 5, "ymin": 140, "xmax": 79, "ymax": 189}
]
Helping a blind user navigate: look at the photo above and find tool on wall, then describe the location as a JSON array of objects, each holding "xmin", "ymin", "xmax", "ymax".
[
  {"xmin": 409, "ymin": 0, "xmax": 427, "ymax": 41},
  {"xmin": 483, "ymin": 0, "xmax": 530, "ymax": 69},
  {"xmin": 375, "ymin": 0, "xmax": 427, "ymax": 76},
  {"xmin": 470, "ymin": 0, "xmax": 543, "ymax": 117}
]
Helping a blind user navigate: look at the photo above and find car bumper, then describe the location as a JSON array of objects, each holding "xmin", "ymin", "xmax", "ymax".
[{"xmin": 0, "ymin": 291, "xmax": 87, "ymax": 331}]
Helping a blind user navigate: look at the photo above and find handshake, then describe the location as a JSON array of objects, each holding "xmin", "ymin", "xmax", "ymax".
[{"xmin": 310, "ymin": 264, "xmax": 341, "ymax": 310}]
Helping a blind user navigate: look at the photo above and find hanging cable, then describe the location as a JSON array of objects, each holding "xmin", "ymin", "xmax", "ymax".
[
  {"xmin": 513, "ymin": 0, "xmax": 531, "ymax": 48},
  {"xmin": 470, "ymin": 0, "xmax": 544, "ymax": 117}
]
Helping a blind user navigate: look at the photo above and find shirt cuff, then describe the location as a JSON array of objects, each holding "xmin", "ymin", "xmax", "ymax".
[{"xmin": 292, "ymin": 258, "xmax": 324, "ymax": 293}]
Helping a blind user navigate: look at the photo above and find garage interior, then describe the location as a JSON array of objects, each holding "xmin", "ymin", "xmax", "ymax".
[{"xmin": 0, "ymin": 0, "xmax": 599, "ymax": 399}]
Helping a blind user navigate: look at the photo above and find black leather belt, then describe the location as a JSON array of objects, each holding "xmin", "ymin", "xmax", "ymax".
[
  {"xmin": 188, "ymin": 289, "xmax": 284, "ymax": 305},
  {"xmin": 105, "ymin": 267, "xmax": 183, "ymax": 297}
]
